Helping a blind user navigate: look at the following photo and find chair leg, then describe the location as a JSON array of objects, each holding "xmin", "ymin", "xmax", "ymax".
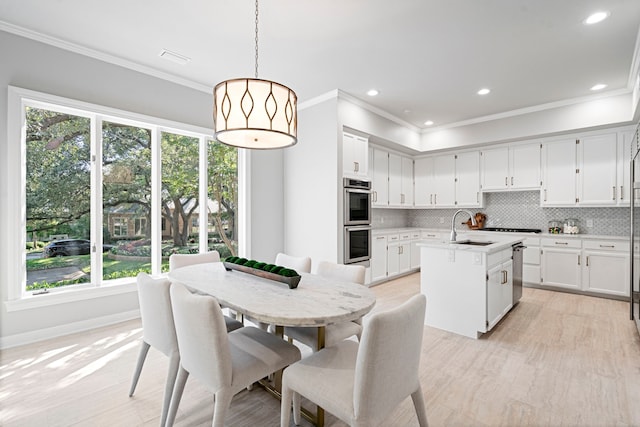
[
  {"xmin": 211, "ymin": 389, "xmax": 233, "ymax": 427},
  {"xmin": 129, "ymin": 341, "xmax": 150, "ymax": 397},
  {"xmin": 165, "ymin": 366, "xmax": 189, "ymax": 427},
  {"xmin": 411, "ymin": 385, "xmax": 429, "ymax": 427},
  {"xmin": 160, "ymin": 353, "xmax": 180, "ymax": 427},
  {"xmin": 280, "ymin": 382, "xmax": 293, "ymax": 427},
  {"xmin": 292, "ymin": 391, "xmax": 302, "ymax": 426}
]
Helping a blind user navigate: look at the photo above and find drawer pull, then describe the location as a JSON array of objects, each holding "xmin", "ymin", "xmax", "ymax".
[
  {"xmin": 554, "ymin": 242, "xmax": 568, "ymax": 245},
  {"xmin": 599, "ymin": 244, "xmax": 615, "ymax": 248},
  {"xmin": 376, "ymin": 236, "xmax": 385, "ymax": 240}
]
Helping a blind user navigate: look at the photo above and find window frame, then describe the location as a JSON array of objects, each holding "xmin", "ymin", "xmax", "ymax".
[{"xmin": 5, "ymin": 86, "xmax": 246, "ymax": 310}]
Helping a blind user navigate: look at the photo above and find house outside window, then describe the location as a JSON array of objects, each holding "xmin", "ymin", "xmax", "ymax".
[{"xmin": 113, "ymin": 218, "xmax": 129, "ymax": 237}]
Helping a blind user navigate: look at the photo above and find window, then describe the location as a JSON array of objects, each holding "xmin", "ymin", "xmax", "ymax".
[
  {"xmin": 112, "ymin": 218, "xmax": 129, "ymax": 237},
  {"xmin": 11, "ymin": 87, "xmax": 242, "ymax": 299}
]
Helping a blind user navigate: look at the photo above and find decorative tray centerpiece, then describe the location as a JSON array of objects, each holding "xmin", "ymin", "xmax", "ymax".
[{"xmin": 223, "ymin": 257, "xmax": 301, "ymax": 289}]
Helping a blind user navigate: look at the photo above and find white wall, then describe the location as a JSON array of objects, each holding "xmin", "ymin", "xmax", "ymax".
[
  {"xmin": 284, "ymin": 98, "xmax": 340, "ymax": 267},
  {"xmin": 0, "ymin": 30, "xmax": 283, "ymax": 346}
]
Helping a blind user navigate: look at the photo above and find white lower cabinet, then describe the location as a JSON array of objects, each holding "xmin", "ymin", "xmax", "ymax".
[
  {"xmin": 582, "ymin": 240, "xmax": 629, "ymax": 297},
  {"xmin": 486, "ymin": 251, "xmax": 513, "ymax": 331},
  {"xmin": 409, "ymin": 230, "xmax": 422, "ymax": 269},
  {"xmin": 522, "ymin": 237, "xmax": 541, "ymax": 284},
  {"xmin": 541, "ymin": 238, "xmax": 582, "ymax": 290},
  {"xmin": 388, "ymin": 232, "xmax": 411, "ymax": 276},
  {"xmin": 371, "ymin": 234, "xmax": 388, "ymax": 283}
]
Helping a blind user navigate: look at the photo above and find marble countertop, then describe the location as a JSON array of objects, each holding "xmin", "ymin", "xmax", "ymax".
[
  {"xmin": 416, "ymin": 235, "xmax": 524, "ymax": 253},
  {"xmin": 168, "ymin": 263, "xmax": 376, "ymax": 327}
]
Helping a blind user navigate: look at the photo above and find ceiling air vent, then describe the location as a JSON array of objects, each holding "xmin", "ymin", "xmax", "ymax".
[{"xmin": 158, "ymin": 49, "xmax": 191, "ymax": 65}]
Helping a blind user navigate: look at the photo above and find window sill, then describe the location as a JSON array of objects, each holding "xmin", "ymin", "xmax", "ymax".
[{"xmin": 4, "ymin": 278, "xmax": 141, "ymax": 312}]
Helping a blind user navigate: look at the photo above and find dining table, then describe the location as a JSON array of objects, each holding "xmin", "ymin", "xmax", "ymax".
[{"xmin": 167, "ymin": 261, "xmax": 377, "ymax": 426}]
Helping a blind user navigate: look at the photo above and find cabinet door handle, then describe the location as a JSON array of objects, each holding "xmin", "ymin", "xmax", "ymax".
[
  {"xmin": 373, "ymin": 191, "xmax": 377, "ymax": 202},
  {"xmin": 511, "ymin": 177, "xmax": 514, "ymax": 186},
  {"xmin": 430, "ymin": 194, "xmax": 433, "ymax": 205},
  {"xmin": 434, "ymin": 194, "xmax": 437, "ymax": 205},
  {"xmin": 505, "ymin": 177, "xmax": 508, "ymax": 186},
  {"xmin": 554, "ymin": 241, "xmax": 568, "ymax": 245},
  {"xmin": 578, "ymin": 255, "xmax": 581, "ymax": 266},
  {"xmin": 476, "ymin": 192, "xmax": 479, "ymax": 203},
  {"xmin": 586, "ymin": 256, "xmax": 589, "ymax": 267},
  {"xmin": 544, "ymin": 189, "xmax": 547, "ymax": 202},
  {"xmin": 613, "ymin": 186, "xmax": 616, "ymax": 201},
  {"xmin": 354, "ymin": 161, "xmax": 359, "ymax": 172},
  {"xmin": 620, "ymin": 186, "xmax": 624, "ymax": 200}
]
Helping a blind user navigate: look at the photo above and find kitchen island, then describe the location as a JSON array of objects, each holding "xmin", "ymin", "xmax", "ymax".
[{"xmin": 418, "ymin": 235, "xmax": 524, "ymax": 339}]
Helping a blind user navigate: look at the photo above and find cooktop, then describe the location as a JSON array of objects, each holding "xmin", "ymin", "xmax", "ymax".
[{"xmin": 482, "ymin": 227, "xmax": 542, "ymax": 233}]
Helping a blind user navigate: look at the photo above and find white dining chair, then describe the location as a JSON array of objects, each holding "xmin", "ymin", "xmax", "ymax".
[
  {"xmin": 281, "ymin": 294, "xmax": 429, "ymax": 427},
  {"xmin": 169, "ymin": 250, "xmax": 220, "ymax": 270},
  {"xmin": 165, "ymin": 283, "xmax": 302, "ymax": 427},
  {"xmin": 284, "ymin": 261, "xmax": 366, "ymax": 351},
  {"xmin": 275, "ymin": 252, "xmax": 312, "ymax": 273},
  {"xmin": 128, "ymin": 273, "xmax": 180, "ymax": 427},
  {"xmin": 169, "ymin": 251, "xmax": 244, "ymax": 333}
]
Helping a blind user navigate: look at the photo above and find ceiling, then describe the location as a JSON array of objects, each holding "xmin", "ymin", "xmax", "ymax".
[{"xmin": 1, "ymin": 0, "xmax": 639, "ymax": 130}]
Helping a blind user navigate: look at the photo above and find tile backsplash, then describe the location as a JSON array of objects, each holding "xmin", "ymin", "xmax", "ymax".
[{"xmin": 373, "ymin": 191, "xmax": 630, "ymax": 236}]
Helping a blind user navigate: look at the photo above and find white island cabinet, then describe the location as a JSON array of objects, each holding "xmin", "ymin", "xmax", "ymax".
[{"xmin": 418, "ymin": 237, "xmax": 522, "ymax": 339}]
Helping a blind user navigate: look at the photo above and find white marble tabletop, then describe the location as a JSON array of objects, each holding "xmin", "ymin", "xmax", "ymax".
[{"xmin": 167, "ymin": 262, "xmax": 377, "ymax": 327}]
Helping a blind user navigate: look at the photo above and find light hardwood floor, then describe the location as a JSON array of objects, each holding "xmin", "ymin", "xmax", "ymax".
[{"xmin": 2, "ymin": 273, "xmax": 640, "ymax": 426}]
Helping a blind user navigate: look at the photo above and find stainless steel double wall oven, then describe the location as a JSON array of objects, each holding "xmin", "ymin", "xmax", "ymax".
[{"xmin": 343, "ymin": 178, "xmax": 372, "ymax": 265}]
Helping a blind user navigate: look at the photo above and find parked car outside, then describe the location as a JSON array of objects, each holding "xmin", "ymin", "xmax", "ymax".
[{"xmin": 43, "ymin": 239, "xmax": 114, "ymax": 258}]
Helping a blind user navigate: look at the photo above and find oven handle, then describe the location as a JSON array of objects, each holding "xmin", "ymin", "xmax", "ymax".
[
  {"xmin": 345, "ymin": 188, "xmax": 372, "ymax": 195},
  {"xmin": 345, "ymin": 225, "xmax": 373, "ymax": 232}
]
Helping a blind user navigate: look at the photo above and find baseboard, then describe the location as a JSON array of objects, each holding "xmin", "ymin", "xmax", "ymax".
[{"xmin": 0, "ymin": 309, "xmax": 140, "ymax": 350}]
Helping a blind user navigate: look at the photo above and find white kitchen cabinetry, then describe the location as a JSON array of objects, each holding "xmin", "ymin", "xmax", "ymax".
[
  {"xmin": 486, "ymin": 250, "xmax": 513, "ymax": 331},
  {"xmin": 388, "ymin": 153, "xmax": 413, "ymax": 207},
  {"xmin": 409, "ymin": 230, "xmax": 423, "ymax": 269},
  {"xmin": 371, "ymin": 147, "xmax": 388, "ymax": 207},
  {"xmin": 343, "ymin": 132, "xmax": 369, "ymax": 179},
  {"xmin": 455, "ymin": 151, "xmax": 481, "ymax": 207},
  {"xmin": 387, "ymin": 232, "xmax": 411, "ymax": 276},
  {"xmin": 414, "ymin": 157, "xmax": 435, "ymax": 207},
  {"xmin": 541, "ymin": 138, "xmax": 577, "ymax": 206},
  {"xmin": 482, "ymin": 143, "xmax": 540, "ymax": 191},
  {"xmin": 370, "ymin": 233, "xmax": 388, "ymax": 283},
  {"xmin": 582, "ymin": 239, "xmax": 629, "ymax": 297},
  {"xmin": 541, "ymin": 238, "xmax": 582, "ymax": 290},
  {"xmin": 577, "ymin": 133, "xmax": 618, "ymax": 206},
  {"xmin": 522, "ymin": 237, "xmax": 541, "ymax": 284},
  {"xmin": 619, "ymin": 130, "xmax": 637, "ymax": 205},
  {"xmin": 432, "ymin": 154, "xmax": 456, "ymax": 207}
]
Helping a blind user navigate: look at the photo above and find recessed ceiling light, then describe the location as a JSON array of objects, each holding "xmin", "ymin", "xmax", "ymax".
[
  {"xmin": 367, "ymin": 89, "xmax": 379, "ymax": 97},
  {"xmin": 477, "ymin": 88, "xmax": 490, "ymax": 95},
  {"xmin": 424, "ymin": 120, "xmax": 434, "ymax": 126},
  {"xmin": 158, "ymin": 49, "xmax": 191, "ymax": 65},
  {"xmin": 584, "ymin": 11, "xmax": 610, "ymax": 25},
  {"xmin": 590, "ymin": 83, "xmax": 607, "ymax": 91}
]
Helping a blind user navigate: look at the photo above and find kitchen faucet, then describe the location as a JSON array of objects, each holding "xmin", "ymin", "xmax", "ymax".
[{"xmin": 450, "ymin": 209, "xmax": 477, "ymax": 242}]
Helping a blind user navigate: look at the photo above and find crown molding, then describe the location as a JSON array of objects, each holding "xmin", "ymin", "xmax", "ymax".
[{"xmin": 0, "ymin": 20, "xmax": 212, "ymax": 94}]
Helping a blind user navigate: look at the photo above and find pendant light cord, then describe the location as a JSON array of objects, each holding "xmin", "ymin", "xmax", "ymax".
[{"xmin": 254, "ymin": 0, "xmax": 259, "ymax": 79}]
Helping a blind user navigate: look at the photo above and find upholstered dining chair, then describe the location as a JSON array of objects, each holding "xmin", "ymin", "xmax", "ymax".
[
  {"xmin": 128, "ymin": 273, "xmax": 179, "ymax": 427},
  {"xmin": 274, "ymin": 252, "xmax": 312, "ymax": 273},
  {"xmin": 169, "ymin": 251, "xmax": 244, "ymax": 333},
  {"xmin": 165, "ymin": 283, "xmax": 302, "ymax": 427},
  {"xmin": 169, "ymin": 250, "xmax": 220, "ymax": 270},
  {"xmin": 284, "ymin": 261, "xmax": 366, "ymax": 351},
  {"xmin": 281, "ymin": 294, "xmax": 429, "ymax": 427}
]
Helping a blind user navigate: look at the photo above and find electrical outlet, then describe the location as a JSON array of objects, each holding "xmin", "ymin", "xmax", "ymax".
[
  {"xmin": 439, "ymin": 217, "xmax": 444, "ymax": 224},
  {"xmin": 586, "ymin": 219, "xmax": 593, "ymax": 228}
]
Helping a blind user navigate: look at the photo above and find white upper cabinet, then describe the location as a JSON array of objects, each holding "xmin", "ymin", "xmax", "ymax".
[
  {"xmin": 577, "ymin": 132, "xmax": 617, "ymax": 206},
  {"xmin": 371, "ymin": 147, "xmax": 388, "ymax": 207},
  {"xmin": 432, "ymin": 154, "xmax": 456, "ymax": 207},
  {"xmin": 455, "ymin": 151, "xmax": 481, "ymax": 207},
  {"xmin": 414, "ymin": 157, "xmax": 435, "ymax": 207},
  {"xmin": 510, "ymin": 143, "xmax": 541, "ymax": 189},
  {"xmin": 619, "ymin": 130, "xmax": 637, "ymax": 205},
  {"xmin": 401, "ymin": 156, "xmax": 414, "ymax": 206},
  {"xmin": 388, "ymin": 153, "xmax": 414, "ymax": 207},
  {"xmin": 342, "ymin": 132, "xmax": 369, "ymax": 179},
  {"xmin": 481, "ymin": 143, "xmax": 540, "ymax": 191},
  {"xmin": 541, "ymin": 138, "xmax": 577, "ymax": 206}
]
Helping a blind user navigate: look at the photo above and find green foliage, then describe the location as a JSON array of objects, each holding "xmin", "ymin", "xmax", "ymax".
[
  {"xmin": 236, "ymin": 258, "xmax": 248, "ymax": 265},
  {"xmin": 269, "ymin": 266, "xmax": 284, "ymax": 275},
  {"xmin": 263, "ymin": 263, "xmax": 276, "ymax": 272},
  {"xmin": 280, "ymin": 268, "xmax": 299, "ymax": 277},
  {"xmin": 253, "ymin": 262, "xmax": 267, "ymax": 270},
  {"xmin": 243, "ymin": 260, "xmax": 257, "ymax": 268}
]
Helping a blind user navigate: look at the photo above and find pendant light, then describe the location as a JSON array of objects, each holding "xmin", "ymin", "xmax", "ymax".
[{"xmin": 213, "ymin": 0, "xmax": 298, "ymax": 149}]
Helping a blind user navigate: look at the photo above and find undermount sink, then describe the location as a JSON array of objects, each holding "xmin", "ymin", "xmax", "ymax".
[{"xmin": 450, "ymin": 240, "xmax": 494, "ymax": 246}]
